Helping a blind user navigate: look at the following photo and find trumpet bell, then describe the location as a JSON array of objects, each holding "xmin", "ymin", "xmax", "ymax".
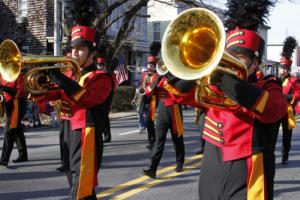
[
  {"xmin": 0, "ymin": 39, "xmax": 80, "ymax": 95},
  {"xmin": 0, "ymin": 39, "xmax": 22, "ymax": 82},
  {"xmin": 161, "ymin": 8, "xmax": 247, "ymax": 109},
  {"xmin": 162, "ymin": 8, "xmax": 225, "ymax": 80}
]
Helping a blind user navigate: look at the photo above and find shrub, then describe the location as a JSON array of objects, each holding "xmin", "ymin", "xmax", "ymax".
[{"xmin": 111, "ymin": 86, "xmax": 136, "ymax": 112}]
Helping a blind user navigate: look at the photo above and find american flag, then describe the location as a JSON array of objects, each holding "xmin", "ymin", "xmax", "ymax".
[{"xmin": 114, "ymin": 55, "xmax": 128, "ymax": 85}]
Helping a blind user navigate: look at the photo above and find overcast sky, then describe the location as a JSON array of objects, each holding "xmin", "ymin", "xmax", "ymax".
[
  {"xmin": 267, "ymin": 0, "xmax": 300, "ymax": 44},
  {"xmin": 148, "ymin": 0, "xmax": 300, "ymax": 64},
  {"xmin": 210, "ymin": 0, "xmax": 300, "ymax": 45},
  {"xmin": 209, "ymin": 0, "xmax": 300, "ymax": 66},
  {"xmin": 149, "ymin": 0, "xmax": 300, "ymax": 44}
]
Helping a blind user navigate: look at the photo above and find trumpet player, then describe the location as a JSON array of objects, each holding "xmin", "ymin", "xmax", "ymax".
[
  {"xmin": 0, "ymin": 73, "xmax": 28, "ymax": 167},
  {"xmin": 142, "ymin": 42, "xmax": 162, "ymax": 150},
  {"xmin": 278, "ymin": 36, "xmax": 299, "ymax": 165},
  {"xmin": 34, "ymin": 23, "xmax": 115, "ymax": 199}
]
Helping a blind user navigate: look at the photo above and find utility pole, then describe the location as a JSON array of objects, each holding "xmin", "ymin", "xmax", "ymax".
[{"xmin": 54, "ymin": 0, "xmax": 62, "ymax": 56}]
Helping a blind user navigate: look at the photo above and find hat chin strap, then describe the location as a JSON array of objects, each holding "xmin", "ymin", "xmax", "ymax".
[
  {"xmin": 80, "ymin": 52, "xmax": 92, "ymax": 68},
  {"xmin": 81, "ymin": 58, "xmax": 89, "ymax": 68}
]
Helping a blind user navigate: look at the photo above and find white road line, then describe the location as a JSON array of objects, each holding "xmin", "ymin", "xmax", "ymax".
[{"xmin": 118, "ymin": 130, "xmax": 140, "ymax": 136}]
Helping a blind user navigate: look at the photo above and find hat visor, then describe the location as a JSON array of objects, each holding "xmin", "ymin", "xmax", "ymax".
[
  {"xmin": 71, "ymin": 39, "xmax": 93, "ymax": 47},
  {"xmin": 278, "ymin": 64, "xmax": 290, "ymax": 70}
]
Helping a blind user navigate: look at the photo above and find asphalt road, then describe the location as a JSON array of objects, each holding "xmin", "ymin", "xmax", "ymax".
[{"xmin": 0, "ymin": 108, "xmax": 300, "ymax": 200}]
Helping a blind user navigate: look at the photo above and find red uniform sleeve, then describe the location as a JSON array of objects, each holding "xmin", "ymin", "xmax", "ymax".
[
  {"xmin": 253, "ymin": 81, "xmax": 287, "ymax": 123},
  {"xmin": 291, "ymin": 80, "xmax": 300, "ymax": 103},
  {"xmin": 73, "ymin": 74, "xmax": 113, "ymax": 108},
  {"xmin": 144, "ymin": 73, "xmax": 160, "ymax": 96},
  {"xmin": 16, "ymin": 75, "xmax": 28, "ymax": 98}
]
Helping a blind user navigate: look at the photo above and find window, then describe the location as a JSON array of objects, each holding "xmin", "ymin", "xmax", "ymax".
[
  {"xmin": 135, "ymin": 10, "xmax": 142, "ymax": 32},
  {"xmin": 21, "ymin": 46, "xmax": 29, "ymax": 53},
  {"xmin": 153, "ymin": 22, "xmax": 160, "ymax": 41},
  {"xmin": 18, "ymin": 0, "xmax": 28, "ymax": 17}
]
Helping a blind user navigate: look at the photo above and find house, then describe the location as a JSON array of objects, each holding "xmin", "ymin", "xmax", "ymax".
[
  {"xmin": 0, "ymin": 0, "xmax": 150, "ymax": 86},
  {"xmin": 0, "ymin": 0, "xmax": 54, "ymax": 54}
]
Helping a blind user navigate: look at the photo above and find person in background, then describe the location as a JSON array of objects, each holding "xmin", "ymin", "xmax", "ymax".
[
  {"xmin": 142, "ymin": 61, "xmax": 196, "ymax": 178},
  {"xmin": 142, "ymin": 42, "xmax": 161, "ymax": 150},
  {"xmin": 131, "ymin": 84, "xmax": 146, "ymax": 133},
  {"xmin": 278, "ymin": 36, "xmax": 299, "ymax": 165},
  {"xmin": 256, "ymin": 69, "xmax": 264, "ymax": 80},
  {"xmin": 95, "ymin": 42, "xmax": 118, "ymax": 143},
  {"xmin": 0, "ymin": 72, "xmax": 28, "ymax": 166}
]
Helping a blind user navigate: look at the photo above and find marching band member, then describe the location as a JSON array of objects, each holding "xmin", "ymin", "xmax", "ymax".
[
  {"xmin": 278, "ymin": 36, "xmax": 299, "ymax": 165},
  {"xmin": 197, "ymin": 1, "xmax": 287, "ymax": 199},
  {"xmin": 35, "ymin": 24, "xmax": 115, "ymax": 199},
  {"xmin": 143, "ymin": 42, "xmax": 161, "ymax": 150},
  {"xmin": 96, "ymin": 44, "xmax": 118, "ymax": 144},
  {"xmin": 0, "ymin": 73, "xmax": 28, "ymax": 167},
  {"xmin": 142, "ymin": 62, "xmax": 196, "ymax": 178},
  {"xmin": 256, "ymin": 69, "xmax": 264, "ymax": 80}
]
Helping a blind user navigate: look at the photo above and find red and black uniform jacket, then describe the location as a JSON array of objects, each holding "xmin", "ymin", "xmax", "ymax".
[
  {"xmin": 34, "ymin": 63, "xmax": 114, "ymax": 198},
  {"xmin": 42, "ymin": 64, "xmax": 115, "ymax": 130},
  {"xmin": 141, "ymin": 71, "xmax": 155, "ymax": 120},
  {"xmin": 282, "ymin": 75, "xmax": 300, "ymax": 129},
  {"xmin": 197, "ymin": 74, "xmax": 287, "ymax": 161},
  {"xmin": 144, "ymin": 73, "xmax": 196, "ymax": 136},
  {"xmin": 1, "ymin": 74, "xmax": 27, "ymax": 129}
]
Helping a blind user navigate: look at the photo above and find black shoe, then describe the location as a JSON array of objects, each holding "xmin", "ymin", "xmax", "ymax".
[
  {"xmin": 281, "ymin": 154, "xmax": 289, "ymax": 165},
  {"xmin": 0, "ymin": 160, "xmax": 8, "ymax": 167},
  {"xmin": 103, "ymin": 136, "xmax": 111, "ymax": 143},
  {"xmin": 143, "ymin": 168, "xmax": 156, "ymax": 179},
  {"xmin": 56, "ymin": 165, "xmax": 67, "ymax": 172},
  {"xmin": 138, "ymin": 128, "xmax": 146, "ymax": 134},
  {"xmin": 146, "ymin": 144, "xmax": 154, "ymax": 151},
  {"xmin": 195, "ymin": 148, "xmax": 204, "ymax": 155},
  {"xmin": 281, "ymin": 157, "xmax": 289, "ymax": 165},
  {"xmin": 12, "ymin": 157, "xmax": 28, "ymax": 163},
  {"xmin": 175, "ymin": 163, "xmax": 183, "ymax": 172}
]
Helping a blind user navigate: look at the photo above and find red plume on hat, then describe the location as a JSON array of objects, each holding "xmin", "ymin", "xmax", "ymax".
[
  {"xmin": 69, "ymin": 0, "xmax": 98, "ymax": 47},
  {"xmin": 148, "ymin": 42, "xmax": 161, "ymax": 66},
  {"xmin": 225, "ymin": 0, "xmax": 276, "ymax": 61},
  {"xmin": 279, "ymin": 36, "xmax": 297, "ymax": 70}
]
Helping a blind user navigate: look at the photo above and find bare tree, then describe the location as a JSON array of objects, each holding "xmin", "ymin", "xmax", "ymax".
[{"xmin": 63, "ymin": 0, "xmax": 223, "ymax": 64}]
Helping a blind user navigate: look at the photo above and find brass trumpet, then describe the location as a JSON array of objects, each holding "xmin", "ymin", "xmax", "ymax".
[
  {"xmin": 161, "ymin": 8, "xmax": 247, "ymax": 109},
  {"xmin": 127, "ymin": 65, "xmax": 143, "ymax": 73},
  {"xmin": 0, "ymin": 39, "xmax": 80, "ymax": 95}
]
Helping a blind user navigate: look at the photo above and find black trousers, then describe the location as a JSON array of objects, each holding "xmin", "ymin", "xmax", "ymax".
[
  {"xmin": 198, "ymin": 110, "xmax": 206, "ymax": 150},
  {"xmin": 199, "ymin": 142, "xmax": 275, "ymax": 200},
  {"xmin": 1, "ymin": 99, "xmax": 27, "ymax": 163},
  {"xmin": 101, "ymin": 113, "xmax": 111, "ymax": 140},
  {"xmin": 199, "ymin": 142, "xmax": 247, "ymax": 200},
  {"xmin": 149, "ymin": 102, "xmax": 184, "ymax": 170},
  {"xmin": 64, "ymin": 121, "xmax": 103, "ymax": 200},
  {"xmin": 144, "ymin": 103, "xmax": 155, "ymax": 145},
  {"xmin": 59, "ymin": 120, "xmax": 69, "ymax": 169},
  {"xmin": 281, "ymin": 114, "xmax": 293, "ymax": 158}
]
